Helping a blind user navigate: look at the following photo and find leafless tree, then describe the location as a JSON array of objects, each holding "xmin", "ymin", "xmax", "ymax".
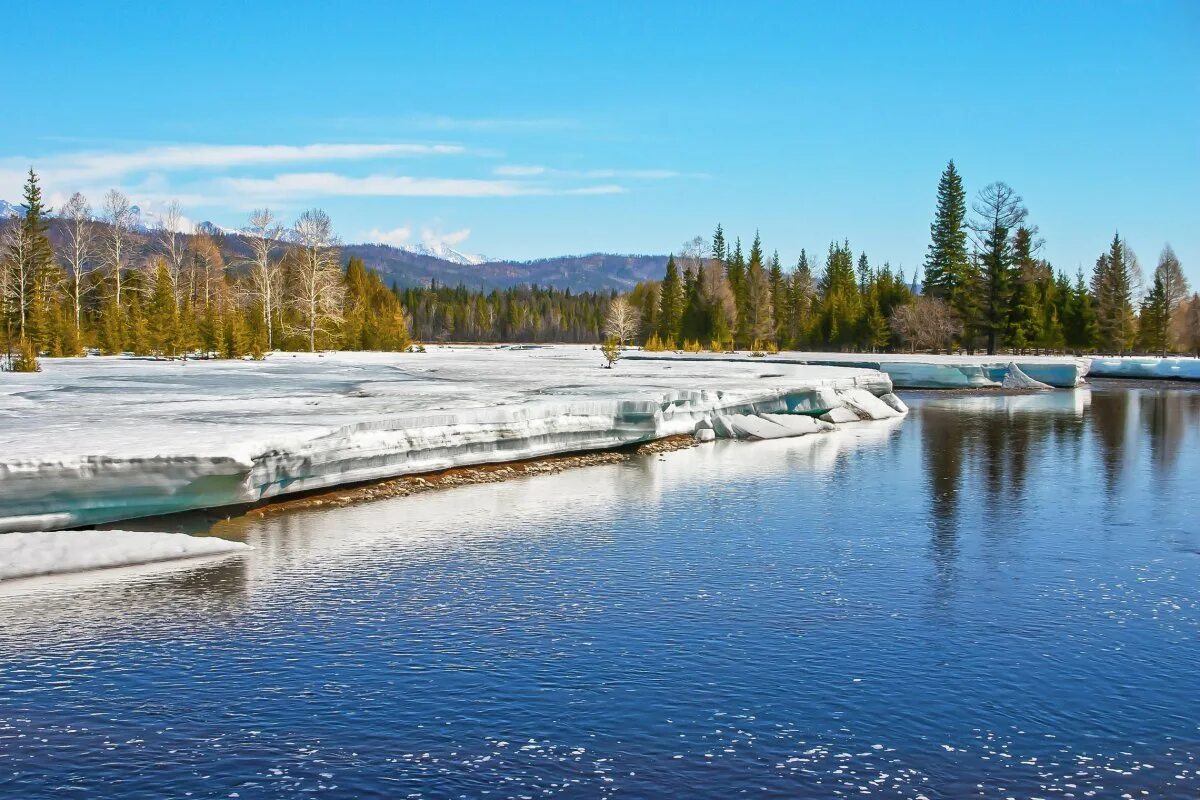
[
  {"xmin": 604, "ymin": 295, "xmax": 640, "ymax": 347},
  {"xmin": 101, "ymin": 189, "xmax": 135, "ymax": 310},
  {"xmin": 890, "ymin": 296, "xmax": 963, "ymax": 353},
  {"xmin": 1, "ymin": 217, "xmax": 31, "ymax": 339},
  {"xmin": 242, "ymin": 208, "xmax": 285, "ymax": 350},
  {"xmin": 189, "ymin": 232, "xmax": 227, "ymax": 310},
  {"xmin": 156, "ymin": 200, "xmax": 187, "ymax": 309},
  {"xmin": 289, "ymin": 208, "xmax": 344, "ymax": 351},
  {"xmin": 678, "ymin": 235, "xmax": 708, "ymax": 276},
  {"xmin": 699, "ymin": 260, "xmax": 737, "ymax": 340},
  {"xmin": 59, "ymin": 192, "xmax": 95, "ymax": 335},
  {"xmin": 1156, "ymin": 244, "xmax": 1190, "ymax": 314},
  {"xmin": 1184, "ymin": 294, "xmax": 1200, "ymax": 357}
]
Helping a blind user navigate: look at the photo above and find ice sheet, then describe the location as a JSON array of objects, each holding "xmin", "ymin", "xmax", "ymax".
[
  {"xmin": 1087, "ymin": 357, "xmax": 1200, "ymax": 381},
  {"xmin": 627, "ymin": 352, "xmax": 1090, "ymax": 388},
  {"xmin": 0, "ymin": 346, "xmax": 898, "ymax": 531}
]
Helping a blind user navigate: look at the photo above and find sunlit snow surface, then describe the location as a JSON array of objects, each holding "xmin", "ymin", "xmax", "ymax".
[{"xmin": 0, "ymin": 346, "xmax": 896, "ymax": 532}]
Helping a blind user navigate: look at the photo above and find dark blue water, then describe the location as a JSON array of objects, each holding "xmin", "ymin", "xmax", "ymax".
[{"xmin": 2, "ymin": 385, "xmax": 1199, "ymax": 799}]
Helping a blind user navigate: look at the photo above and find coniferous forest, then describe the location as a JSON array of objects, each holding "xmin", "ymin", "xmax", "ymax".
[{"xmin": 2, "ymin": 161, "xmax": 1198, "ymax": 371}]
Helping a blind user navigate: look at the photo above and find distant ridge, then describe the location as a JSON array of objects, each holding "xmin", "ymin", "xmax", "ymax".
[{"xmin": 5, "ymin": 199, "xmax": 668, "ymax": 293}]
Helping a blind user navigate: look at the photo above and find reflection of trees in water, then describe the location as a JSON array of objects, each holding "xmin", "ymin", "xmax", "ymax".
[
  {"xmin": 1089, "ymin": 390, "xmax": 1132, "ymax": 492},
  {"xmin": 920, "ymin": 405, "xmax": 966, "ymax": 597},
  {"xmin": 920, "ymin": 388, "xmax": 1199, "ymax": 584},
  {"xmin": 918, "ymin": 396, "xmax": 1089, "ymax": 602},
  {"xmin": 1139, "ymin": 390, "xmax": 1200, "ymax": 481}
]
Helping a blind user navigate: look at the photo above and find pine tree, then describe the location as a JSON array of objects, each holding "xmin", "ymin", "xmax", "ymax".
[
  {"xmin": 1065, "ymin": 269, "xmax": 1099, "ymax": 352},
  {"xmin": 1137, "ymin": 271, "xmax": 1170, "ymax": 356},
  {"xmin": 657, "ymin": 254, "xmax": 683, "ymax": 345},
  {"xmin": 923, "ymin": 160, "xmax": 973, "ymax": 335},
  {"xmin": 768, "ymin": 250, "xmax": 787, "ymax": 345},
  {"xmin": 147, "ymin": 261, "xmax": 180, "ymax": 357},
  {"xmin": 1091, "ymin": 233, "xmax": 1136, "ymax": 353},
  {"xmin": 971, "ymin": 182, "xmax": 1026, "ymax": 354},
  {"xmin": 5, "ymin": 169, "xmax": 54, "ymax": 345}
]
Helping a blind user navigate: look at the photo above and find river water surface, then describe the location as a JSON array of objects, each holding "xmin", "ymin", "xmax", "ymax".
[{"xmin": 2, "ymin": 385, "xmax": 1199, "ymax": 799}]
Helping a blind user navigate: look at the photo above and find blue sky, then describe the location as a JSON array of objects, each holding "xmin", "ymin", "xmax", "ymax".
[{"xmin": 2, "ymin": 2, "xmax": 1197, "ymax": 284}]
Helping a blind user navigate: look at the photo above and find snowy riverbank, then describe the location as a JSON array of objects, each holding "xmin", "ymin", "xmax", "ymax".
[{"xmin": 1, "ymin": 346, "xmax": 901, "ymax": 533}]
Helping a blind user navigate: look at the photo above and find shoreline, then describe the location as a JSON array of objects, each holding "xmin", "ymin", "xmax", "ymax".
[{"xmin": 232, "ymin": 434, "xmax": 702, "ymax": 520}]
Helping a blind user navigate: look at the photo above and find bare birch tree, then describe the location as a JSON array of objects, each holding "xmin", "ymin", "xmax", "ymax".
[
  {"xmin": 289, "ymin": 208, "xmax": 344, "ymax": 351},
  {"xmin": 1, "ymin": 217, "xmax": 30, "ymax": 340},
  {"xmin": 60, "ymin": 192, "xmax": 95, "ymax": 335},
  {"xmin": 156, "ymin": 200, "xmax": 187, "ymax": 309},
  {"xmin": 604, "ymin": 295, "xmax": 640, "ymax": 347},
  {"xmin": 101, "ymin": 189, "xmax": 135, "ymax": 310},
  {"xmin": 242, "ymin": 208, "xmax": 285, "ymax": 349}
]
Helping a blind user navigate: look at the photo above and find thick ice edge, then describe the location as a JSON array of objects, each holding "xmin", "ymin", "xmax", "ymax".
[
  {"xmin": 0, "ymin": 346, "xmax": 901, "ymax": 532},
  {"xmin": 1087, "ymin": 356, "xmax": 1200, "ymax": 382},
  {"xmin": 626, "ymin": 352, "xmax": 1090, "ymax": 388},
  {"xmin": 0, "ymin": 530, "xmax": 249, "ymax": 581}
]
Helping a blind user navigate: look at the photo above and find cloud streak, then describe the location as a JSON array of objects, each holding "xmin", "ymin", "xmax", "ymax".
[
  {"xmin": 221, "ymin": 172, "xmax": 624, "ymax": 198},
  {"xmin": 0, "ymin": 142, "xmax": 465, "ymax": 185}
]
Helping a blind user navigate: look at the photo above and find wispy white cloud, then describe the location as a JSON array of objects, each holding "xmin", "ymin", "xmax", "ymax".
[
  {"xmin": 0, "ymin": 142, "xmax": 465, "ymax": 186},
  {"xmin": 493, "ymin": 164, "xmax": 548, "ymax": 177},
  {"xmin": 423, "ymin": 227, "xmax": 472, "ymax": 248},
  {"xmin": 221, "ymin": 172, "xmax": 625, "ymax": 199},
  {"xmin": 367, "ymin": 225, "xmax": 414, "ymax": 246},
  {"xmin": 493, "ymin": 164, "xmax": 693, "ymax": 180},
  {"xmin": 222, "ymin": 172, "xmax": 537, "ymax": 198}
]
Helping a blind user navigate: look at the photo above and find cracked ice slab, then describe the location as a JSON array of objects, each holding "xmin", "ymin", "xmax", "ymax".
[
  {"xmin": 0, "ymin": 345, "xmax": 895, "ymax": 532},
  {"xmin": 626, "ymin": 351, "xmax": 1089, "ymax": 388},
  {"xmin": 0, "ymin": 530, "xmax": 249, "ymax": 581}
]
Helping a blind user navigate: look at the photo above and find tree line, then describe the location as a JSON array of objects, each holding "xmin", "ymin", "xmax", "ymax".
[
  {"xmin": 617, "ymin": 160, "xmax": 1198, "ymax": 357},
  {"xmin": 3, "ymin": 162, "xmax": 1198, "ymax": 371}
]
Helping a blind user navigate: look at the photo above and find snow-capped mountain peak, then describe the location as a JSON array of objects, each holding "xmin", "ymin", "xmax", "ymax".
[
  {"xmin": 398, "ymin": 241, "xmax": 487, "ymax": 266},
  {"xmin": 0, "ymin": 199, "xmax": 24, "ymax": 219}
]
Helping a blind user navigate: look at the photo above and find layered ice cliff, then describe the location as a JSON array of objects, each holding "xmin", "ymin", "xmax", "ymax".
[
  {"xmin": 1087, "ymin": 357, "xmax": 1200, "ymax": 381},
  {"xmin": 626, "ymin": 352, "xmax": 1089, "ymax": 389},
  {"xmin": 0, "ymin": 347, "xmax": 900, "ymax": 532}
]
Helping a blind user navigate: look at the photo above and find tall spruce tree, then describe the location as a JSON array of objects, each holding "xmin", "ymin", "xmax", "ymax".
[
  {"xmin": 923, "ymin": 160, "xmax": 973, "ymax": 335},
  {"xmin": 970, "ymin": 182, "xmax": 1027, "ymax": 354},
  {"xmin": 1091, "ymin": 233, "xmax": 1136, "ymax": 353},
  {"xmin": 657, "ymin": 255, "xmax": 684, "ymax": 345}
]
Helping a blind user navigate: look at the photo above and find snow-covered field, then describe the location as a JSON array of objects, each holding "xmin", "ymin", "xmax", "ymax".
[
  {"xmin": 627, "ymin": 351, "xmax": 1089, "ymax": 388},
  {"xmin": 1, "ymin": 346, "xmax": 899, "ymax": 534}
]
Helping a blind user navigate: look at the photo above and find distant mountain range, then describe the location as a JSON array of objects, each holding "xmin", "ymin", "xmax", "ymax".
[{"xmin": 5, "ymin": 199, "xmax": 668, "ymax": 292}]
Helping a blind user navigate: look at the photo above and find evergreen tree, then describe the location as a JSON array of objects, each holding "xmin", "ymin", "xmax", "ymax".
[
  {"xmin": 1091, "ymin": 233, "xmax": 1136, "ymax": 353},
  {"xmin": 1065, "ymin": 269, "xmax": 1099, "ymax": 352},
  {"xmin": 1137, "ymin": 270, "xmax": 1170, "ymax": 356},
  {"xmin": 657, "ymin": 255, "xmax": 684, "ymax": 345},
  {"xmin": 923, "ymin": 160, "xmax": 974, "ymax": 333},
  {"xmin": 147, "ymin": 261, "xmax": 180, "ymax": 357},
  {"xmin": 970, "ymin": 182, "xmax": 1027, "ymax": 354},
  {"xmin": 787, "ymin": 251, "xmax": 815, "ymax": 348},
  {"xmin": 5, "ymin": 169, "xmax": 54, "ymax": 345}
]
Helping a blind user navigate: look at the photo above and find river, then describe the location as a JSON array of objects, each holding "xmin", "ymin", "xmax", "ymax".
[{"xmin": 2, "ymin": 384, "xmax": 1198, "ymax": 798}]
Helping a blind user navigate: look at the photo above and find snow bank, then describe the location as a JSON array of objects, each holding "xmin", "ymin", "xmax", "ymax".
[
  {"xmin": 0, "ymin": 530, "xmax": 249, "ymax": 581},
  {"xmin": 1087, "ymin": 356, "xmax": 1200, "ymax": 382},
  {"xmin": 627, "ymin": 351, "xmax": 1089, "ymax": 388},
  {"xmin": 1, "ymin": 346, "xmax": 899, "ymax": 531}
]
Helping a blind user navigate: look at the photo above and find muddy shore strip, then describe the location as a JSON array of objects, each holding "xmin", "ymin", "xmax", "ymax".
[{"xmin": 238, "ymin": 434, "xmax": 701, "ymax": 520}]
